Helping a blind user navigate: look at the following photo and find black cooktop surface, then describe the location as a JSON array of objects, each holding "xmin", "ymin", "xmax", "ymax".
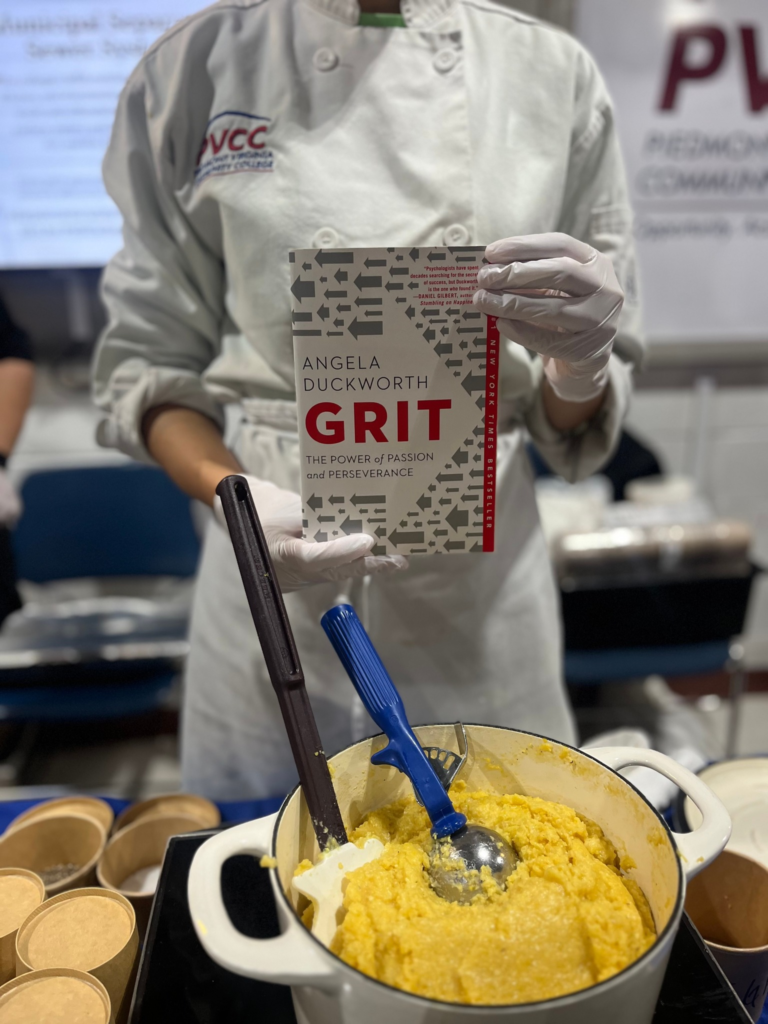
[{"xmin": 129, "ymin": 830, "xmax": 750, "ymax": 1024}]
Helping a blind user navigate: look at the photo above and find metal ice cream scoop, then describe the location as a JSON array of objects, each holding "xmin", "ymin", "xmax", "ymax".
[
  {"xmin": 321, "ymin": 604, "xmax": 518, "ymax": 904},
  {"xmin": 428, "ymin": 822, "xmax": 518, "ymax": 903}
]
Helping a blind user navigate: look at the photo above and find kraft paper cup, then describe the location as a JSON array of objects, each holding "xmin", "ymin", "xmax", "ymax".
[
  {"xmin": 97, "ymin": 814, "xmax": 201, "ymax": 938},
  {"xmin": 111, "ymin": 793, "xmax": 219, "ymax": 835},
  {"xmin": 686, "ymin": 849, "xmax": 768, "ymax": 1021},
  {"xmin": 6, "ymin": 797, "xmax": 114, "ymax": 838},
  {"xmin": 0, "ymin": 870, "xmax": 45, "ymax": 984},
  {"xmin": 15, "ymin": 887, "xmax": 138, "ymax": 1024},
  {"xmin": 0, "ymin": 967, "xmax": 111, "ymax": 1024},
  {"xmin": 0, "ymin": 815, "xmax": 106, "ymax": 896}
]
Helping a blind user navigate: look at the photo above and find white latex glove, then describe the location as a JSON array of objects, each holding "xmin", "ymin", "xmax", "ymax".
[
  {"xmin": 213, "ymin": 474, "xmax": 408, "ymax": 593},
  {"xmin": 0, "ymin": 469, "xmax": 22, "ymax": 529},
  {"xmin": 473, "ymin": 233, "xmax": 624, "ymax": 403}
]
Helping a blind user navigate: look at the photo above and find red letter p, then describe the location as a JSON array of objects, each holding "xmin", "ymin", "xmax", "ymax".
[{"xmin": 660, "ymin": 26, "xmax": 727, "ymax": 111}]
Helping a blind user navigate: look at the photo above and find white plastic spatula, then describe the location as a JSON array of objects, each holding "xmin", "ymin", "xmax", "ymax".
[{"xmin": 292, "ymin": 838, "xmax": 384, "ymax": 947}]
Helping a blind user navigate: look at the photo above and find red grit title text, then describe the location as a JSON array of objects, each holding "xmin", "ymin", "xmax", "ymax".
[{"xmin": 306, "ymin": 400, "xmax": 452, "ymax": 445}]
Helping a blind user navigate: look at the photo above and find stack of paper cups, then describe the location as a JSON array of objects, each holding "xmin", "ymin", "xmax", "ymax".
[
  {"xmin": 0, "ymin": 815, "xmax": 106, "ymax": 896},
  {"xmin": 0, "ymin": 869, "xmax": 45, "ymax": 984},
  {"xmin": 0, "ymin": 968, "xmax": 111, "ymax": 1023},
  {"xmin": 98, "ymin": 814, "xmax": 202, "ymax": 937},
  {"xmin": 15, "ymin": 888, "xmax": 138, "ymax": 1024},
  {"xmin": 5, "ymin": 797, "xmax": 114, "ymax": 838},
  {"xmin": 111, "ymin": 794, "xmax": 219, "ymax": 835}
]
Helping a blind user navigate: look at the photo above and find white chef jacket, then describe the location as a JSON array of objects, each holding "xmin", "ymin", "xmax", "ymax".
[
  {"xmin": 91, "ymin": 0, "xmax": 645, "ymax": 799},
  {"xmin": 93, "ymin": 0, "xmax": 642, "ymax": 474}
]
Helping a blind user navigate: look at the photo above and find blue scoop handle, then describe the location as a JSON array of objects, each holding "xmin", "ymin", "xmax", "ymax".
[{"xmin": 321, "ymin": 604, "xmax": 466, "ymax": 839}]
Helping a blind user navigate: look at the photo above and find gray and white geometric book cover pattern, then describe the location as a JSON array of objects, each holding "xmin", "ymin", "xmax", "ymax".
[{"xmin": 290, "ymin": 246, "xmax": 499, "ymax": 556}]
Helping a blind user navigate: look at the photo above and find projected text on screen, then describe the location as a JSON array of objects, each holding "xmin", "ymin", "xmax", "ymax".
[{"xmin": 0, "ymin": 3, "xmax": 200, "ymax": 269}]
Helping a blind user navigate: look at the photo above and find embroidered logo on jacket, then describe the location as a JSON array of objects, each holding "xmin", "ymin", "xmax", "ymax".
[{"xmin": 195, "ymin": 111, "xmax": 274, "ymax": 183}]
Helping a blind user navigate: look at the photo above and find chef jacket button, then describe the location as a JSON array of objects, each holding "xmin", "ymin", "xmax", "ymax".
[
  {"xmin": 312, "ymin": 227, "xmax": 340, "ymax": 248},
  {"xmin": 433, "ymin": 48, "xmax": 459, "ymax": 74},
  {"xmin": 313, "ymin": 48, "xmax": 339, "ymax": 72},
  {"xmin": 443, "ymin": 223, "xmax": 470, "ymax": 245}
]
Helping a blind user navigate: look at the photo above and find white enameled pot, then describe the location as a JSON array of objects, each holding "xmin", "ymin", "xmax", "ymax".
[{"xmin": 188, "ymin": 725, "xmax": 730, "ymax": 1024}]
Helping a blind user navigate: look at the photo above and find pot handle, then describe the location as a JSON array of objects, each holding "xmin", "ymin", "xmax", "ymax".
[
  {"xmin": 187, "ymin": 814, "xmax": 338, "ymax": 988},
  {"xmin": 590, "ymin": 747, "xmax": 731, "ymax": 879}
]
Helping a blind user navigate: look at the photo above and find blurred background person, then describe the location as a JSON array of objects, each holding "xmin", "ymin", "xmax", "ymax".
[
  {"xmin": 0, "ymin": 297, "xmax": 34, "ymax": 627},
  {"xmin": 90, "ymin": 0, "xmax": 642, "ymax": 801}
]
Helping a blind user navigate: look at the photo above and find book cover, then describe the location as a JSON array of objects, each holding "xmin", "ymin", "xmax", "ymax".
[{"xmin": 290, "ymin": 246, "xmax": 498, "ymax": 556}]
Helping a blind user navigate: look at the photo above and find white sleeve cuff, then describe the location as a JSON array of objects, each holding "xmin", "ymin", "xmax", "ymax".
[
  {"xmin": 524, "ymin": 354, "xmax": 633, "ymax": 483},
  {"xmin": 94, "ymin": 358, "xmax": 226, "ymax": 464}
]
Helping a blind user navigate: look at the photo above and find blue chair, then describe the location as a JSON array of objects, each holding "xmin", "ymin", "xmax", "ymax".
[
  {"xmin": 13, "ymin": 464, "xmax": 199, "ymax": 582},
  {"xmin": 0, "ymin": 465, "xmax": 201, "ymax": 721}
]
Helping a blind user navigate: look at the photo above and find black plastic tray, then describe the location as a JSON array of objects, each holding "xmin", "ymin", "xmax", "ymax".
[
  {"xmin": 129, "ymin": 829, "xmax": 750, "ymax": 1023},
  {"xmin": 560, "ymin": 564, "xmax": 759, "ymax": 650}
]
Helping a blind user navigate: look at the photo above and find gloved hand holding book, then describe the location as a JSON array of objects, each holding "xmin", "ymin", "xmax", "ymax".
[
  {"xmin": 214, "ymin": 474, "xmax": 407, "ymax": 592},
  {"xmin": 473, "ymin": 233, "xmax": 624, "ymax": 404}
]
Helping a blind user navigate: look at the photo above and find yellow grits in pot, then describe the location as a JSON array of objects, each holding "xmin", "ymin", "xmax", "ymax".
[{"xmin": 298, "ymin": 782, "xmax": 656, "ymax": 1006}]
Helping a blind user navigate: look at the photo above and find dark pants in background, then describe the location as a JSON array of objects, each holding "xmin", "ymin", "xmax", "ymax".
[{"xmin": 0, "ymin": 528, "xmax": 21, "ymax": 627}]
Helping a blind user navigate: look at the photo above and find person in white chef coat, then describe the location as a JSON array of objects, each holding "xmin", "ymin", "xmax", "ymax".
[{"xmin": 92, "ymin": 0, "xmax": 644, "ymax": 800}]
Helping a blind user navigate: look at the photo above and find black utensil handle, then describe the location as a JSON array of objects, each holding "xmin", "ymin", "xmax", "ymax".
[
  {"xmin": 217, "ymin": 475, "xmax": 301, "ymax": 691},
  {"xmin": 216, "ymin": 475, "xmax": 347, "ymax": 848}
]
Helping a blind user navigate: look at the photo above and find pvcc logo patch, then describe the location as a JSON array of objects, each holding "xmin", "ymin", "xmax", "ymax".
[{"xmin": 195, "ymin": 111, "xmax": 274, "ymax": 184}]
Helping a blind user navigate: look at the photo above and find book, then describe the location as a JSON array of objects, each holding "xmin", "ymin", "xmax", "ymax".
[{"xmin": 290, "ymin": 246, "xmax": 498, "ymax": 556}]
